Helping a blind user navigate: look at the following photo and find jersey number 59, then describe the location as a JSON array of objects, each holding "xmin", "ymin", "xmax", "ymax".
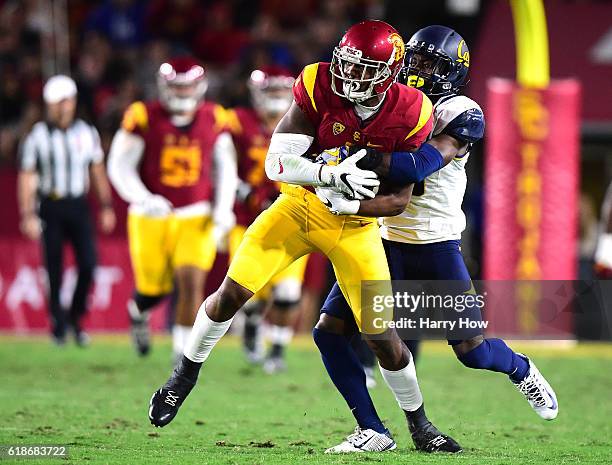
[{"xmin": 160, "ymin": 145, "xmax": 202, "ymax": 187}]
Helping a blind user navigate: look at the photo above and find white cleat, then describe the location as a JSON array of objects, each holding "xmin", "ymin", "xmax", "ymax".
[
  {"xmin": 245, "ymin": 348, "xmax": 265, "ymax": 365},
  {"xmin": 263, "ymin": 356, "xmax": 286, "ymax": 374},
  {"xmin": 512, "ymin": 354, "xmax": 558, "ymax": 420},
  {"xmin": 325, "ymin": 427, "xmax": 396, "ymax": 453}
]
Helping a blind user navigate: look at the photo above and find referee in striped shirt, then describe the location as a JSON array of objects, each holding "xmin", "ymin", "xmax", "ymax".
[{"xmin": 17, "ymin": 75, "xmax": 116, "ymax": 346}]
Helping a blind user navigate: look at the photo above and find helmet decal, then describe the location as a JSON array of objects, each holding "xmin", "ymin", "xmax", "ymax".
[
  {"xmin": 387, "ymin": 33, "xmax": 405, "ymax": 64},
  {"xmin": 457, "ymin": 40, "xmax": 470, "ymax": 67}
]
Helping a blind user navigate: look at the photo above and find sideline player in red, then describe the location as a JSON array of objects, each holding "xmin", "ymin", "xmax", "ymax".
[
  {"xmin": 108, "ymin": 57, "xmax": 238, "ymax": 361},
  {"xmin": 149, "ymin": 21, "xmax": 460, "ymax": 453},
  {"xmin": 225, "ymin": 68, "xmax": 310, "ymax": 372}
]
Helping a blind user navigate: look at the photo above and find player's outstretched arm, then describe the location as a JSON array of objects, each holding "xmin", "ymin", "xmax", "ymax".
[
  {"xmin": 265, "ymin": 102, "xmax": 379, "ymax": 199},
  {"xmin": 371, "ymin": 134, "xmax": 465, "ymax": 183}
]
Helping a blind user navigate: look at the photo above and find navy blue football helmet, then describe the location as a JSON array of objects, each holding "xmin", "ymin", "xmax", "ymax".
[{"xmin": 399, "ymin": 25, "xmax": 470, "ymax": 96}]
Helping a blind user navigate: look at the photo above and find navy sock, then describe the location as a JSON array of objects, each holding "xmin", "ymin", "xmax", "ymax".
[
  {"xmin": 313, "ymin": 328, "xmax": 387, "ymax": 434},
  {"xmin": 457, "ymin": 338, "xmax": 529, "ymax": 382}
]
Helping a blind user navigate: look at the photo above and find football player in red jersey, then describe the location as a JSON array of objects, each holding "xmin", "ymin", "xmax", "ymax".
[
  {"xmin": 108, "ymin": 57, "xmax": 238, "ymax": 361},
  {"xmin": 225, "ymin": 68, "xmax": 310, "ymax": 372},
  {"xmin": 149, "ymin": 21, "xmax": 459, "ymax": 453}
]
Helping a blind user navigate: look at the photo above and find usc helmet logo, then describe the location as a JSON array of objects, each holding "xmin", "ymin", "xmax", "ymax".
[
  {"xmin": 387, "ymin": 33, "xmax": 405, "ymax": 62},
  {"xmin": 457, "ymin": 40, "xmax": 470, "ymax": 67}
]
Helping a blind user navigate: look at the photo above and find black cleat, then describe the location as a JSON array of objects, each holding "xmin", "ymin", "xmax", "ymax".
[
  {"xmin": 410, "ymin": 421, "xmax": 462, "ymax": 453},
  {"xmin": 149, "ymin": 372, "xmax": 195, "ymax": 427}
]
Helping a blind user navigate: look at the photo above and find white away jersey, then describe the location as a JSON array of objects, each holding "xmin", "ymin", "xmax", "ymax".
[{"xmin": 380, "ymin": 94, "xmax": 484, "ymax": 243}]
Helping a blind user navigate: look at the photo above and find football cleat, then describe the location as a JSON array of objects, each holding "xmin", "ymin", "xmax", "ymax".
[
  {"xmin": 149, "ymin": 372, "xmax": 195, "ymax": 427},
  {"xmin": 74, "ymin": 330, "xmax": 90, "ymax": 347},
  {"xmin": 512, "ymin": 354, "xmax": 558, "ymax": 420},
  {"xmin": 128, "ymin": 299, "xmax": 150, "ymax": 356},
  {"xmin": 244, "ymin": 347, "xmax": 265, "ymax": 365},
  {"xmin": 325, "ymin": 427, "xmax": 396, "ymax": 453},
  {"xmin": 410, "ymin": 421, "xmax": 462, "ymax": 453},
  {"xmin": 68, "ymin": 315, "xmax": 89, "ymax": 347},
  {"xmin": 51, "ymin": 334, "xmax": 66, "ymax": 346},
  {"xmin": 263, "ymin": 356, "xmax": 286, "ymax": 374}
]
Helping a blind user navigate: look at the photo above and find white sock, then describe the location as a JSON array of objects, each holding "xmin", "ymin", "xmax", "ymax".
[
  {"xmin": 183, "ymin": 298, "xmax": 233, "ymax": 363},
  {"xmin": 172, "ymin": 324, "xmax": 191, "ymax": 355},
  {"xmin": 127, "ymin": 299, "xmax": 147, "ymax": 321},
  {"xmin": 379, "ymin": 359, "xmax": 424, "ymax": 412},
  {"xmin": 269, "ymin": 325, "xmax": 294, "ymax": 346}
]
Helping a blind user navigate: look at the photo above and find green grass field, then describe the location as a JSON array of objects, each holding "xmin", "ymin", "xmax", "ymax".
[{"xmin": 1, "ymin": 335, "xmax": 611, "ymax": 465}]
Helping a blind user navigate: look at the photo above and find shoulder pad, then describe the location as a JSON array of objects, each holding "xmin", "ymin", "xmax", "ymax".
[
  {"xmin": 121, "ymin": 101, "xmax": 148, "ymax": 133},
  {"xmin": 442, "ymin": 107, "xmax": 485, "ymax": 144}
]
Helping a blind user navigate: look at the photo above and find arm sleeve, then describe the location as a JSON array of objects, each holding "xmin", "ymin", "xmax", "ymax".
[
  {"xmin": 20, "ymin": 131, "xmax": 38, "ymax": 171},
  {"xmin": 212, "ymin": 132, "xmax": 239, "ymax": 219},
  {"xmin": 107, "ymin": 128, "xmax": 151, "ymax": 204},
  {"xmin": 388, "ymin": 143, "xmax": 444, "ymax": 185},
  {"xmin": 264, "ymin": 133, "xmax": 323, "ymax": 186},
  {"xmin": 292, "ymin": 63, "xmax": 322, "ymax": 127}
]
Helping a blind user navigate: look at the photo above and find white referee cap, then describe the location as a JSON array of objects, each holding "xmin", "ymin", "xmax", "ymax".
[{"xmin": 43, "ymin": 75, "xmax": 77, "ymax": 104}]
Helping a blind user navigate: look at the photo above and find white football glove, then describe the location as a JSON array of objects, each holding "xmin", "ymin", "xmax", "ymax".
[
  {"xmin": 319, "ymin": 149, "xmax": 379, "ymax": 200},
  {"xmin": 213, "ymin": 210, "xmax": 236, "ymax": 253},
  {"xmin": 139, "ymin": 194, "xmax": 173, "ymax": 217},
  {"xmin": 315, "ymin": 187, "xmax": 360, "ymax": 215}
]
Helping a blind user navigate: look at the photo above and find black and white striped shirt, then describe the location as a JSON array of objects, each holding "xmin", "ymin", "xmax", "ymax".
[{"xmin": 20, "ymin": 119, "xmax": 104, "ymax": 198}]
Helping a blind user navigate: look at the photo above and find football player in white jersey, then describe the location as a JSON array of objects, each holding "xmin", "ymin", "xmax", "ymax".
[{"xmin": 313, "ymin": 26, "xmax": 558, "ymax": 453}]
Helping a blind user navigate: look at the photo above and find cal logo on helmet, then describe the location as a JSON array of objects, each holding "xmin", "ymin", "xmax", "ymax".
[{"xmin": 457, "ymin": 40, "xmax": 470, "ymax": 67}]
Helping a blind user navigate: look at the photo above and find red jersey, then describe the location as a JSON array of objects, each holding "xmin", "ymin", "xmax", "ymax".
[
  {"xmin": 292, "ymin": 62, "xmax": 433, "ymax": 155},
  {"xmin": 120, "ymin": 100, "xmax": 226, "ymax": 208},
  {"xmin": 225, "ymin": 107, "xmax": 279, "ymax": 226}
]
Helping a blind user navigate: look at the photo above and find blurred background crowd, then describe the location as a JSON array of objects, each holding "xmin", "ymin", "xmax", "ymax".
[
  {"xmin": 0, "ymin": 0, "xmax": 490, "ymax": 272},
  {"xmin": 0, "ymin": 0, "xmax": 484, "ymax": 164}
]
